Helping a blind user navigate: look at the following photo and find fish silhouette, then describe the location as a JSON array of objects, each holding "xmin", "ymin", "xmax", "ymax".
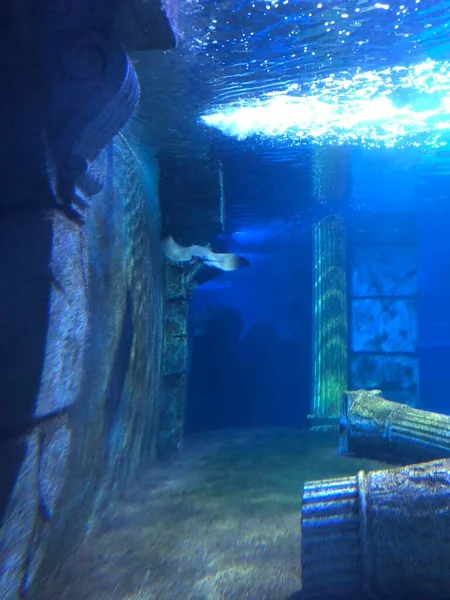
[{"xmin": 162, "ymin": 235, "xmax": 250, "ymax": 272}]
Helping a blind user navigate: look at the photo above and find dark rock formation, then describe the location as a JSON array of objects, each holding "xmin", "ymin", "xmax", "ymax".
[{"xmin": 0, "ymin": 0, "xmax": 177, "ymax": 597}]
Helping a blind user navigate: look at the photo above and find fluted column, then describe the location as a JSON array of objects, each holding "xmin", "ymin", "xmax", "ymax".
[{"xmin": 309, "ymin": 147, "xmax": 349, "ymax": 430}]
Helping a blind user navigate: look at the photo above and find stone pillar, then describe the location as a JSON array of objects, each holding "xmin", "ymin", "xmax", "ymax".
[
  {"xmin": 158, "ymin": 262, "xmax": 189, "ymax": 458},
  {"xmin": 309, "ymin": 148, "xmax": 349, "ymax": 430},
  {"xmin": 158, "ymin": 260, "xmax": 201, "ymax": 458},
  {"xmin": 156, "ymin": 152, "xmax": 225, "ymax": 457}
]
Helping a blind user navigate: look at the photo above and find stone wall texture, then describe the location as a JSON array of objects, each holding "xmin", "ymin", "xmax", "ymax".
[
  {"xmin": 157, "ymin": 261, "xmax": 199, "ymax": 459},
  {"xmin": 350, "ymin": 242, "xmax": 419, "ymax": 406},
  {"xmin": 0, "ymin": 134, "xmax": 164, "ymax": 599}
]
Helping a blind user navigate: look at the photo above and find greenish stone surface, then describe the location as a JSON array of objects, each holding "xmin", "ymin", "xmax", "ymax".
[
  {"xmin": 165, "ymin": 299, "xmax": 188, "ymax": 338},
  {"xmin": 310, "ymin": 148, "xmax": 350, "ymax": 426},
  {"xmin": 158, "ymin": 261, "xmax": 192, "ymax": 459},
  {"xmin": 311, "ymin": 215, "xmax": 349, "ymax": 422},
  {"xmin": 165, "ymin": 262, "xmax": 186, "ymax": 300}
]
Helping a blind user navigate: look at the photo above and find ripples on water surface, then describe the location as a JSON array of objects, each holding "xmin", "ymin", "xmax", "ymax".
[
  {"xmin": 132, "ymin": 2, "xmax": 450, "ymax": 154},
  {"xmin": 130, "ymin": 1, "xmax": 450, "ymax": 224},
  {"xmin": 191, "ymin": 0, "xmax": 441, "ymax": 96},
  {"xmin": 194, "ymin": 1, "xmax": 450, "ymax": 148}
]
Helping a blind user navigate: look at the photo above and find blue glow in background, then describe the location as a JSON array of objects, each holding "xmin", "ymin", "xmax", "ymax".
[
  {"xmin": 173, "ymin": 0, "xmax": 450, "ymax": 420},
  {"xmin": 202, "ymin": 60, "xmax": 450, "ymax": 148}
]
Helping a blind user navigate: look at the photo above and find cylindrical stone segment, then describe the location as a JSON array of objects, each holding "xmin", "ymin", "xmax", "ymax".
[
  {"xmin": 338, "ymin": 389, "xmax": 450, "ymax": 462},
  {"xmin": 301, "ymin": 459, "xmax": 450, "ymax": 598}
]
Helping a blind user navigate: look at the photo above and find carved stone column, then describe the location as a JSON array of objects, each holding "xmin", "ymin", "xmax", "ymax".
[{"xmin": 309, "ymin": 147, "xmax": 349, "ymax": 430}]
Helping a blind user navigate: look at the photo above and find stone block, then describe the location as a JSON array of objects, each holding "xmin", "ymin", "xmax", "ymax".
[
  {"xmin": 163, "ymin": 335, "xmax": 188, "ymax": 375},
  {"xmin": 352, "ymin": 245, "xmax": 417, "ymax": 297},
  {"xmin": 157, "ymin": 373, "xmax": 187, "ymax": 458},
  {"xmin": 165, "ymin": 262, "xmax": 185, "ymax": 300},
  {"xmin": 164, "ymin": 298, "xmax": 188, "ymax": 337},
  {"xmin": 351, "ymin": 298, "xmax": 417, "ymax": 353}
]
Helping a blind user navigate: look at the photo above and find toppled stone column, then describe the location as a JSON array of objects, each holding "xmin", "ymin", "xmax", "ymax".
[
  {"xmin": 339, "ymin": 389, "xmax": 450, "ymax": 463},
  {"xmin": 301, "ymin": 459, "xmax": 450, "ymax": 599}
]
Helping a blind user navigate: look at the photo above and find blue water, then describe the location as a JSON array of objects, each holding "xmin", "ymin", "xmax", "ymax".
[{"xmin": 154, "ymin": 0, "xmax": 450, "ymax": 422}]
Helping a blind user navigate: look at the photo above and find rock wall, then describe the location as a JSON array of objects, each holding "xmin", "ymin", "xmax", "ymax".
[
  {"xmin": 158, "ymin": 262, "xmax": 189, "ymax": 458},
  {"xmin": 0, "ymin": 135, "xmax": 164, "ymax": 599}
]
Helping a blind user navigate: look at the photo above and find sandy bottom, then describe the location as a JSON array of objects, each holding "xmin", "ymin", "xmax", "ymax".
[{"xmin": 44, "ymin": 428, "xmax": 388, "ymax": 600}]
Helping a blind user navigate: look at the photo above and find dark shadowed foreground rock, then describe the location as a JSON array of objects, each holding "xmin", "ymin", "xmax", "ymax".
[
  {"xmin": 0, "ymin": 0, "xmax": 176, "ymax": 597},
  {"xmin": 0, "ymin": 134, "xmax": 164, "ymax": 599}
]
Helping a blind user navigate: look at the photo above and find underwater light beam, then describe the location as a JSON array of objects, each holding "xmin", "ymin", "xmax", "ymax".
[{"xmin": 201, "ymin": 59, "xmax": 450, "ymax": 148}]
